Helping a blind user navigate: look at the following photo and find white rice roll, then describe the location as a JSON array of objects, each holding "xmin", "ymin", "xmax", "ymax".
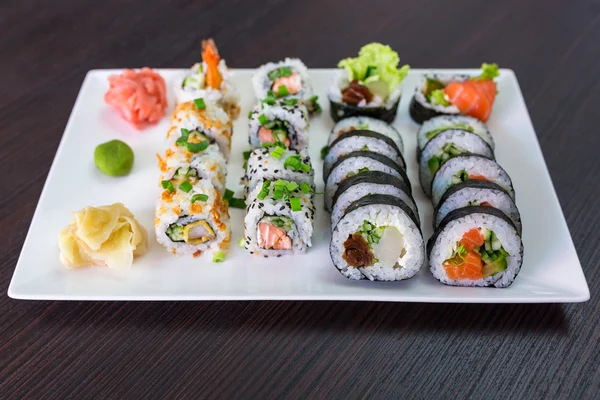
[
  {"xmin": 324, "ymin": 130, "xmax": 406, "ymax": 180},
  {"xmin": 417, "ymin": 115, "xmax": 493, "ymax": 152},
  {"xmin": 329, "ymin": 116, "xmax": 404, "ymax": 153},
  {"xmin": 324, "ymin": 151, "xmax": 409, "ymax": 212},
  {"xmin": 252, "ymin": 58, "xmax": 313, "ymax": 103},
  {"xmin": 248, "ymin": 102, "xmax": 309, "ymax": 151},
  {"xmin": 243, "ymin": 179, "xmax": 315, "ymax": 257},
  {"xmin": 330, "ymin": 194, "xmax": 424, "ymax": 281},
  {"xmin": 242, "ymin": 147, "xmax": 314, "ymax": 198},
  {"xmin": 427, "ymin": 206, "xmax": 523, "ymax": 288},
  {"xmin": 168, "ymin": 101, "xmax": 232, "ymax": 159},
  {"xmin": 434, "ymin": 181, "xmax": 522, "ymax": 234},
  {"xmin": 331, "ymin": 171, "xmax": 418, "ymax": 229},
  {"xmin": 419, "ymin": 130, "xmax": 494, "ymax": 197},
  {"xmin": 158, "ymin": 143, "xmax": 227, "ymax": 194},
  {"xmin": 431, "ymin": 154, "xmax": 514, "ymax": 207},
  {"xmin": 155, "ymin": 179, "xmax": 231, "ymax": 257},
  {"xmin": 173, "ymin": 61, "xmax": 241, "ymax": 119}
]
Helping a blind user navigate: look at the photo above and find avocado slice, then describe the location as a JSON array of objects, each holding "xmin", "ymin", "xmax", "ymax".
[{"xmin": 482, "ymin": 251, "xmax": 508, "ymax": 278}]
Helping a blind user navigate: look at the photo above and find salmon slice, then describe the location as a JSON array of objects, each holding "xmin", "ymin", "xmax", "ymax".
[
  {"xmin": 258, "ymin": 127, "xmax": 291, "ymax": 147},
  {"xmin": 469, "ymin": 174, "xmax": 490, "ymax": 181},
  {"xmin": 272, "ymin": 72, "xmax": 302, "ymax": 95},
  {"xmin": 480, "ymin": 201, "xmax": 493, "ymax": 207},
  {"xmin": 258, "ymin": 222, "xmax": 292, "ymax": 250},
  {"xmin": 444, "ymin": 251, "xmax": 483, "ymax": 280},
  {"xmin": 459, "ymin": 228, "xmax": 485, "ymax": 252},
  {"xmin": 444, "ymin": 79, "xmax": 497, "ymax": 122}
]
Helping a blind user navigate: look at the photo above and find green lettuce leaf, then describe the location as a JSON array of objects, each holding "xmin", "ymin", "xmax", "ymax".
[
  {"xmin": 338, "ymin": 43, "xmax": 410, "ymax": 98},
  {"xmin": 474, "ymin": 63, "xmax": 499, "ymax": 81}
]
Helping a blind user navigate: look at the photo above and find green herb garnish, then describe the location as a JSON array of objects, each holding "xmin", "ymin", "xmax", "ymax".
[
  {"xmin": 300, "ymin": 182, "xmax": 312, "ymax": 194},
  {"xmin": 179, "ymin": 181, "xmax": 193, "ymax": 193},
  {"xmin": 283, "ymin": 98, "xmax": 298, "ymax": 106},
  {"xmin": 320, "ymin": 146, "xmax": 329, "ymax": 160},
  {"xmin": 271, "ymin": 146, "xmax": 286, "ymax": 159},
  {"xmin": 212, "ymin": 250, "xmax": 225, "ymax": 262},
  {"xmin": 194, "ymin": 98, "xmax": 206, "ymax": 109},
  {"xmin": 185, "ymin": 140, "xmax": 209, "ymax": 153},
  {"xmin": 289, "ymin": 197, "xmax": 302, "ymax": 212},
  {"xmin": 278, "ymin": 85, "xmax": 289, "ymax": 97},
  {"xmin": 161, "ymin": 180, "xmax": 174, "ymax": 193},
  {"xmin": 258, "ymin": 114, "xmax": 268, "ymax": 125},
  {"xmin": 191, "ymin": 193, "xmax": 209, "ymax": 203}
]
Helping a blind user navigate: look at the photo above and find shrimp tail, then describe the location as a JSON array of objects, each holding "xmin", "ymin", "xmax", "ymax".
[{"xmin": 202, "ymin": 39, "xmax": 223, "ymax": 89}]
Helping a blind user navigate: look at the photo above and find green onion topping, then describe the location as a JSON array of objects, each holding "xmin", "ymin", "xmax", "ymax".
[
  {"xmin": 243, "ymin": 150, "xmax": 252, "ymax": 160},
  {"xmin": 185, "ymin": 140, "xmax": 209, "ymax": 153},
  {"xmin": 212, "ymin": 250, "xmax": 225, "ymax": 262},
  {"xmin": 161, "ymin": 180, "xmax": 174, "ymax": 193},
  {"xmin": 286, "ymin": 181, "xmax": 299, "ymax": 192},
  {"xmin": 289, "ymin": 197, "xmax": 302, "ymax": 212},
  {"xmin": 283, "ymin": 98, "xmax": 298, "ymax": 106},
  {"xmin": 270, "ymin": 146, "xmax": 286, "ymax": 159},
  {"xmin": 228, "ymin": 198, "xmax": 246, "ymax": 209},
  {"xmin": 179, "ymin": 181, "xmax": 193, "ymax": 193},
  {"xmin": 238, "ymin": 238, "xmax": 245, "ymax": 248},
  {"xmin": 224, "ymin": 189, "xmax": 234, "ymax": 202},
  {"xmin": 320, "ymin": 146, "xmax": 329, "ymax": 160},
  {"xmin": 193, "ymin": 98, "xmax": 206, "ymax": 109},
  {"xmin": 258, "ymin": 114, "xmax": 268, "ymax": 125},
  {"xmin": 191, "ymin": 193, "xmax": 209, "ymax": 203},
  {"xmin": 300, "ymin": 182, "xmax": 312, "ymax": 194},
  {"xmin": 277, "ymin": 85, "xmax": 289, "ymax": 97}
]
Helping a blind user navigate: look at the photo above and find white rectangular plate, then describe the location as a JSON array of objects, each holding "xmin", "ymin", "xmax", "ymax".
[{"xmin": 8, "ymin": 69, "xmax": 589, "ymax": 302}]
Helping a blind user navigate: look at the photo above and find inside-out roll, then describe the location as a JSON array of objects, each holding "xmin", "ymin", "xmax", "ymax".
[{"xmin": 248, "ymin": 102, "xmax": 309, "ymax": 151}]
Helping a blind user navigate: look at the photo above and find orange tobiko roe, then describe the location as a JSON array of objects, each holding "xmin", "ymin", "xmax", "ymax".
[{"xmin": 104, "ymin": 67, "xmax": 167, "ymax": 129}]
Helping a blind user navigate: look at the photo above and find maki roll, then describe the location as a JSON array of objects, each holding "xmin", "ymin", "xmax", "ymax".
[
  {"xmin": 419, "ymin": 129, "xmax": 494, "ymax": 197},
  {"xmin": 327, "ymin": 43, "xmax": 409, "ymax": 123},
  {"xmin": 430, "ymin": 154, "xmax": 514, "ymax": 207},
  {"xmin": 410, "ymin": 64, "xmax": 500, "ymax": 124},
  {"xmin": 324, "ymin": 151, "xmax": 409, "ymax": 212},
  {"xmin": 329, "ymin": 116, "xmax": 404, "ymax": 153},
  {"xmin": 417, "ymin": 115, "xmax": 493, "ymax": 155},
  {"xmin": 331, "ymin": 171, "xmax": 417, "ymax": 229},
  {"xmin": 323, "ymin": 130, "xmax": 406, "ymax": 181},
  {"xmin": 244, "ymin": 179, "xmax": 315, "ymax": 257},
  {"xmin": 155, "ymin": 179, "xmax": 231, "ymax": 256},
  {"xmin": 434, "ymin": 180, "xmax": 522, "ymax": 234},
  {"xmin": 169, "ymin": 100, "xmax": 232, "ymax": 159},
  {"xmin": 242, "ymin": 147, "xmax": 314, "ymax": 199},
  {"xmin": 252, "ymin": 58, "xmax": 317, "ymax": 111},
  {"xmin": 248, "ymin": 102, "xmax": 309, "ymax": 151},
  {"xmin": 427, "ymin": 206, "xmax": 523, "ymax": 287},
  {"xmin": 330, "ymin": 194, "xmax": 424, "ymax": 281},
  {"xmin": 173, "ymin": 39, "xmax": 241, "ymax": 119},
  {"xmin": 158, "ymin": 143, "xmax": 227, "ymax": 194}
]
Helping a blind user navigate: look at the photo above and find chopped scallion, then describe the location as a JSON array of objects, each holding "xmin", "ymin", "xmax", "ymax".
[
  {"xmin": 300, "ymin": 183, "xmax": 312, "ymax": 194},
  {"xmin": 286, "ymin": 181, "xmax": 299, "ymax": 192},
  {"xmin": 179, "ymin": 181, "xmax": 193, "ymax": 193},
  {"xmin": 228, "ymin": 197, "xmax": 246, "ymax": 209},
  {"xmin": 191, "ymin": 193, "xmax": 209, "ymax": 203},
  {"xmin": 290, "ymin": 197, "xmax": 301, "ymax": 211},
  {"xmin": 186, "ymin": 140, "xmax": 209, "ymax": 153},
  {"xmin": 212, "ymin": 250, "xmax": 225, "ymax": 262},
  {"xmin": 161, "ymin": 180, "xmax": 174, "ymax": 193},
  {"xmin": 258, "ymin": 114, "xmax": 268, "ymax": 125},
  {"xmin": 278, "ymin": 85, "xmax": 289, "ymax": 97},
  {"xmin": 193, "ymin": 98, "xmax": 206, "ymax": 109},
  {"xmin": 270, "ymin": 146, "xmax": 286, "ymax": 159}
]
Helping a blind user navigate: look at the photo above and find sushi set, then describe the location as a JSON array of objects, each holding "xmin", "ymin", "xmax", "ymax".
[{"xmin": 8, "ymin": 42, "xmax": 588, "ymax": 302}]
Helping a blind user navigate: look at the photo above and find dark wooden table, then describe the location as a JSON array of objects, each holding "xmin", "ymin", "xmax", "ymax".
[{"xmin": 2, "ymin": 1, "xmax": 599, "ymax": 398}]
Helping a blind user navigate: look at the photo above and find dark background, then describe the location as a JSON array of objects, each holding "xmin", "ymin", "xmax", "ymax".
[{"xmin": 2, "ymin": 0, "xmax": 599, "ymax": 398}]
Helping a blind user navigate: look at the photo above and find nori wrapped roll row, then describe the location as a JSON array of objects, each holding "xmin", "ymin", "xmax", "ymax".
[
  {"xmin": 329, "ymin": 194, "xmax": 424, "ymax": 281},
  {"xmin": 327, "ymin": 43, "xmax": 409, "ymax": 123},
  {"xmin": 241, "ymin": 147, "xmax": 314, "ymax": 199},
  {"xmin": 324, "ymin": 151, "xmax": 409, "ymax": 212},
  {"xmin": 418, "ymin": 129, "xmax": 494, "ymax": 197},
  {"xmin": 331, "ymin": 171, "xmax": 417, "ymax": 229},
  {"xmin": 243, "ymin": 178, "xmax": 315, "ymax": 257},
  {"xmin": 417, "ymin": 115, "xmax": 493, "ymax": 154},
  {"xmin": 248, "ymin": 102, "xmax": 309, "ymax": 151},
  {"xmin": 430, "ymin": 154, "xmax": 514, "ymax": 207},
  {"xmin": 427, "ymin": 206, "xmax": 523, "ymax": 287},
  {"xmin": 323, "ymin": 130, "xmax": 406, "ymax": 181},
  {"xmin": 434, "ymin": 181, "xmax": 522, "ymax": 234}
]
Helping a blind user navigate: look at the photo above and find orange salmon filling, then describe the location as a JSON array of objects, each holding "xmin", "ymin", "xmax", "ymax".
[{"xmin": 443, "ymin": 228, "xmax": 484, "ymax": 280}]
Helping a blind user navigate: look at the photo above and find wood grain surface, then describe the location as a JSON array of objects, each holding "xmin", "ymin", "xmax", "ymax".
[{"xmin": 1, "ymin": 0, "xmax": 599, "ymax": 398}]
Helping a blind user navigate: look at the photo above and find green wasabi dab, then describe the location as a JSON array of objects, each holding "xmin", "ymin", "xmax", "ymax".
[{"xmin": 94, "ymin": 140, "xmax": 134, "ymax": 177}]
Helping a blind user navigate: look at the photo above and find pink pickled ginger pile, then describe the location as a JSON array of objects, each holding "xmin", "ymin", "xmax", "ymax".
[{"xmin": 104, "ymin": 68, "xmax": 167, "ymax": 129}]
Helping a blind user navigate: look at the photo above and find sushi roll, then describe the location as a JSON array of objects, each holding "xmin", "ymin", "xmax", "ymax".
[
  {"xmin": 252, "ymin": 58, "xmax": 316, "ymax": 111},
  {"xmin": 417, "ymin": 115, "xmax": 493, "ymax": 155},
  {"xmin": 427, "ymin": 206, "xmax": 523, "ymax": 287},
  {"xmin": 158, "ymin": 143, "xmax": 227, "ymax": 194},
  {"xmin": 419, "ymin": 129, "xmax": 495, "ymax": 197},
  {"xmin": 244, "ymin": 179, "xmax": 315, "ymax": 257},
  {"xmin": 331, "ymin": 171, "xmax": 417, "ymax": 229},
  {"xmin": 169, "ymin": 100, "xmax": 233, "ymax": 159},
  {"xmin": 155, "ymin": 179, "xmax": 231, "ymax": 256},
  {"xmin": 327, "ymin": 43, "xmax": 409, "ymax": 123},
  {"xmin": 430, "ymin": 154, "xmax": 514, "ymax": 207},
  {"xmin": 329, "ymin": 116, "xmax": 404, "ymax": 153},
  {"xmin": 324, "ymin": 151, "xmax": 409, "ymax": 212},
  {"xmin": 329, "ymin": 194, "xmax": 424, "ymax": 281},
  {"xmin": 434, "ymin": 180, "xmax": 522, "ymax": 234},
  {"xmin": 242, "ymin": 147, "xmax": 314, "ymax": 199},
  {"xmin": 248, "ymin": 102, "xmax": 309, "ymax": 151},
  {"xmin": 409, "ymin": 64, "xmax": 500, "ymax": 124},
  {"xmin": 173, "ymin": 39, "xmax": 241, "ymax": 119},
  {"xmin": 323, "ymin": 130, "xmax": 406, "ymax": 181}
]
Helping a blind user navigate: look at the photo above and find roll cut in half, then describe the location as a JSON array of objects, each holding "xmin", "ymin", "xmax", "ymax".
[
  {"xmin": 427, "ymin": 206, "xmax": 523, "ymax": 287},
  {"xmin": 419, "ymin": 129, "xmax": 494, "ymax": 197},
  {"xmin": 330, "ymin": 195, "xmax": 424, "ymax": 281}
]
